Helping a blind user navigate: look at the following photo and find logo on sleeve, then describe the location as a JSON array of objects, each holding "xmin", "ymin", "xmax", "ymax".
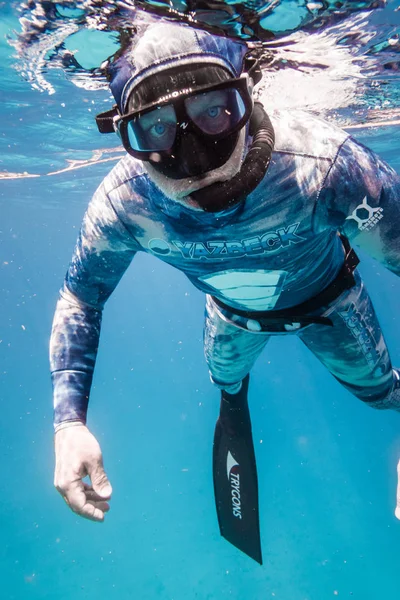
[{"xmin": 346, "ymin": 196, "xmax": 383, "ymax": 232}]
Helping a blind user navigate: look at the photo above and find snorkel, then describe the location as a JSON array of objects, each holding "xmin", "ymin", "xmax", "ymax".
[{"xmin": 189, "ymin": 100, "xmax": 275, "ymax": 212}]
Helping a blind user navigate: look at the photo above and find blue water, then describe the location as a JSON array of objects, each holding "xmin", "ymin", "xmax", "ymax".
[{"xmin": 2, "ymin": 2, "xmax": 400, "ymax": 599}]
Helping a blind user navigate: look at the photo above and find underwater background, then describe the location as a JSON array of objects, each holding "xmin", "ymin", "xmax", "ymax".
[{"xmin": 1, "ymin": 1, "xmax": 400, "ymax": 598}]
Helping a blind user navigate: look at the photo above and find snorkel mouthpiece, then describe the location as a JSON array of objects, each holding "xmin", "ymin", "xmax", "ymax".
[{"xmin": 189, "ymin": 102, "xmax": 275, "ymax": 212}]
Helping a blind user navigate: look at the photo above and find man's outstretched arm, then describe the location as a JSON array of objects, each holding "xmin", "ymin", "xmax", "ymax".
[{"xmin": 50, "ymin": 181, "xmax": 140, "ymax": 520}]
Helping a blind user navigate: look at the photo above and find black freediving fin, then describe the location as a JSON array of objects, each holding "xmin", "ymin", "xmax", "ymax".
[{"xmin": 212, "ymin": 375, "xmax": 262, "ymax": 564}]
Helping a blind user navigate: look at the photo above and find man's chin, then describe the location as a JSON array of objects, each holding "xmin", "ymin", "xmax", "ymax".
[
  {"xmin": 174, "ymin": 171, "xmax": 230, "ymax": 198},
  {"xmin": 144, "ymin": 163, "xmax": 234, "ymax": 204}
]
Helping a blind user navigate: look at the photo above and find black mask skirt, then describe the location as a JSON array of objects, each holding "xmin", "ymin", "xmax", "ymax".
[{"xmin": 147, "ymin": 128, "xmax": 240, "ymax": 180}]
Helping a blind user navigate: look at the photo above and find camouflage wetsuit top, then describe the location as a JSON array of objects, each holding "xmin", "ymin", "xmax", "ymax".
[{"xmin": 50, "ymin": 109, "xmax": 400, "ymax": 428}]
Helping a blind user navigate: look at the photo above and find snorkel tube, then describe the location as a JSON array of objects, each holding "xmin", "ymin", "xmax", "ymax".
[{"xmin": 189, "ymin": 102, "xmax": 275, "ymax": 213}]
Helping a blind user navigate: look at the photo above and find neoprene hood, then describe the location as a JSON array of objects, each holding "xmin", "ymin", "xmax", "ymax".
[{"xmin": 108, "ymin": 23, "xmax": 249, "ymax": 112}]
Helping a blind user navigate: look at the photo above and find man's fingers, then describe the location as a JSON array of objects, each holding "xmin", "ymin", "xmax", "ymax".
[
  {"xmin": 61, "ymin": 480, "xmax": 108, "ymax": 521},
  {"xmin": 64, "ymin": 494, "xmax": 107, "ymax": 522},
  {"xmin": 75, "ymin": 502, "xmax": 106, "ymax": 522},
  {"xmin": 62, "ymin": 479, "xmax": 88, "ymax": 512},
  {"xmin": 82, "ymin": 482, "xmax": 111, "ymax": 503},
  {"xmin": 87, "ymin": 463, "xmax": 112, "ymax": 499},
  {"xmin": 85, "ymin": 489, "xmax": 108, "ymax": 502},
  {"xmin": 87, "ymin": 500, "xmax": 110, "ymax": 513}
]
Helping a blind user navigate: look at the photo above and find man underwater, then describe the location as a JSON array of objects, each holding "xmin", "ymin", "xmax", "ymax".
[{"xmin": 51, "ymin": 22, "xmax": 400, "ymax": 562}]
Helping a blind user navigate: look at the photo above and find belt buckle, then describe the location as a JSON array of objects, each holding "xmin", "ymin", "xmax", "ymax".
[
  {"xmin": 246, "ymin": 319, "xmax": 263, "ymax": 332},
  {"xmin": 284, "ymin": 322, "xmax": 302, "ymax": 331}
]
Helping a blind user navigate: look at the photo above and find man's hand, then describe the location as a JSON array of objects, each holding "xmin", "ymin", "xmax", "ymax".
[{"xmin": 54, "ymin": 424, "xmax": 112, "ymax": 522}]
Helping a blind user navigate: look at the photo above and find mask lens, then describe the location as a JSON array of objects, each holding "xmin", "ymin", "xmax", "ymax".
[
  {"xmin": 127, "ymin": 105, "xmax": 177, "ymax": 152},
  {"xmin": 185, "ymin": 88, "xmax": 246, "ymax": 136}
]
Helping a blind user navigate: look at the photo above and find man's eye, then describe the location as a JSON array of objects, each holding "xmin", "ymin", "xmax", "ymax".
[
  {"xmin": 151, "ymin": 122, "xmax": 168, "ymax": 137},
  {"xmin": 206, "ymin": 106, "xmax": 222, "ymax": 118}
]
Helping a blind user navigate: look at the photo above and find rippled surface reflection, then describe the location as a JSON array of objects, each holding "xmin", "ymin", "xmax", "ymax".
[{"xmin": 2, "ymin": 1, "xmax": 400, "ymax": 180}]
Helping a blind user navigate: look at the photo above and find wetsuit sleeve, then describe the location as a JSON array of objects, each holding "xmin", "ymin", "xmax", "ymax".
[
  {"xmin": 50, "ymin": 182, "xmax": 140, "ymax": 429},
  {"xmin": 316, "ymin": 136, "xmax": 400, "ymax": 276}
]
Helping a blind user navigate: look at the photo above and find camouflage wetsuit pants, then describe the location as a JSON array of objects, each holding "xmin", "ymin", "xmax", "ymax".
[{"xmin": 204, "ymin": 271, "xmax": 400, "ymax": 410}]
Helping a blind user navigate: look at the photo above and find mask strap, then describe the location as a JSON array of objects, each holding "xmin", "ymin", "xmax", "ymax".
[
  {"xmin": 95, "ymin": 106, "xmax": 120, "ymax": 133},
  {"xmin": 243, "ymin": 56, "xmax": 262, "ymax": 86}
]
